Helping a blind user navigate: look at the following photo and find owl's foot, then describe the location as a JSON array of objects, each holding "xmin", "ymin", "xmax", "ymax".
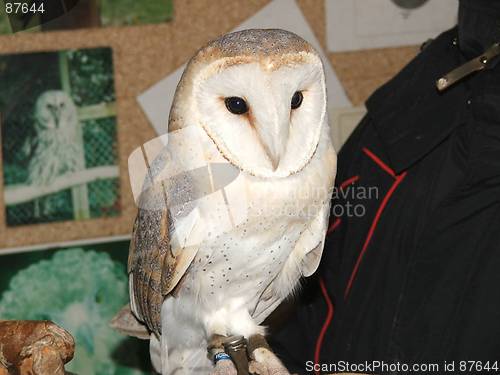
[
  {"xmin": 248, "ymin": 348, "xmax": 290, "ymax": 375},
  {"xmin": 248, "ymin": 335, "xmax": 290, "ymax": 375},
  {"xmin": 208, "ymin": 334, "xmax": 238, "ymax": 375},
  {"xmin": 207, "ymin": 334, "xmax": 290, "ymax": 375},
  {"xmin": 210, "ymin": 359, "xmax": 238, "ymax": 375}
]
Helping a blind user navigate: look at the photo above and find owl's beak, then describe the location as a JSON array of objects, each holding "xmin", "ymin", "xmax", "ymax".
[
  {"xmin": 258, "ymin": 121, "xmax": 288, "ymax": 171},
  {"xmin": 252, "ymin": 96, "xmax": 290, "ymax": 171},
  {"xmin": 265, "ymin": 145, "xmax": 280, "ymax": 171},
  {"xmin": 49, "ymin": 107, "xmax": 61, "ymax": 128}
]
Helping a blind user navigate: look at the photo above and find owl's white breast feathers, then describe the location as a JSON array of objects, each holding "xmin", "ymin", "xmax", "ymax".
[{"xmin": 128, "ymin": 29, "xmax": 337, "ymax": 375}]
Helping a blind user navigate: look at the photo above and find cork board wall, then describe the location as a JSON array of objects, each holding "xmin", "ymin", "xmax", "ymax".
[{"xmin": 0, "ymin": 0, "xmax": 419, "ymax": 250}]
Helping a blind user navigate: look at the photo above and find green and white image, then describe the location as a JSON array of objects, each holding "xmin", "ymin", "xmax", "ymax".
[
  {"xmin": 0, "ymin": 47, "xmax": 120, "ymax": 226},
  {"xmin": 0, "ymin": 240, "xmax": 152, "ymax": 374},
  {"xmin": 0, "ymin": 0, "xmax": 174, "ymax": 34}
]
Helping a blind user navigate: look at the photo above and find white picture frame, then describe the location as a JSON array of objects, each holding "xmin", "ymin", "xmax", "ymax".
[{"xmin": 326, "ymin": 0, "xmax": 457, "ymax": 52}]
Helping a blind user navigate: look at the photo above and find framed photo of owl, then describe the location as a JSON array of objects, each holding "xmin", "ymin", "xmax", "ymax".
[{"xmin": 0, "ymin": 46, "xmax": 121, "ymax": 226}]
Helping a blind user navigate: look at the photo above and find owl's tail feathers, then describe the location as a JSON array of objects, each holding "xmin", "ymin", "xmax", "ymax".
[
  {"xmin": 111, "ymin": 304, "xmax": 168, "ymax": 373},
  {"xmin": 110, "ymin": 304, "xmax": 150, "ymax": 340},
  {"xmin": 150, "ymin": 334, "xmax": 163, "ymax": 374}
]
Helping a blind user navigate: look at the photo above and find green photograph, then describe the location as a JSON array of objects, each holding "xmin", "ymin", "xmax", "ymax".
[
  {"xmin": 0, "ymin": 240, "xmax": 152, "ymax": 374},
  {"xmin": 0, "ymin": 47, "xmax": 120, "ymax": 226},
  {"xmin": 0, "ymin": 0, "xmax": 174, "ymax": 34}
]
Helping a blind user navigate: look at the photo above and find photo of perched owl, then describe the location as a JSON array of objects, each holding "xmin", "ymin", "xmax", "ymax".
[
  {"xmin": 23, "ymin": 90, "xmax": 85, "ymax": 216},
  {"xmin": 119, "ymin": 29, "xmax": 337, "ymax": 374}
]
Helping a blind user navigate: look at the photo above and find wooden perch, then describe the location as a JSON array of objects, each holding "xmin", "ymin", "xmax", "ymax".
[
  {"xmin": 0, "ymin": 320, "xmax": 74, "ymax": 375},
  {"xmin": 4, "ymin": 165, "xmax": 119, "ymax": 205}
]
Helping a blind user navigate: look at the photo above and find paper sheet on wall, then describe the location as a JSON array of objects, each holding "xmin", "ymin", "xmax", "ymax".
[
  {"xmin": 138, "ymin": 0, "xmax": 350, "ymax": 135},
  {"xmin": 326, "ymin": 0, "xmax": 457, "ymax": 52},
  {"xmin": 330, "ymin": 106, "xmax": 366, "ymax": 151}
]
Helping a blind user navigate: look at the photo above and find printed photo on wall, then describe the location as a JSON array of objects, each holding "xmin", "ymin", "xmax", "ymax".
[
  {"xmin": 0, "ymin": 47, "xmax": 120, "ymax": 226},
  {"xmin": 0, "ymin": 0, "xmax": 174, "ymax": 34},
  {"xmin": 0, "ymin": 239, "xmax": 152, "ymax": 374},
  {"xmin": 326, "ymin": 0, "xmax": 457, "ymax": 51}
]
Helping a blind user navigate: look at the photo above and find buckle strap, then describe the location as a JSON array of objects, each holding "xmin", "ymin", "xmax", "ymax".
[{"xmin": 436, "ymin": 42, "xmax": 500, "ymax": 91}]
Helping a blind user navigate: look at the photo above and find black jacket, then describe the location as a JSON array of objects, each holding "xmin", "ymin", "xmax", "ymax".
[{"xmin": 270, "ymin": 1, "xmax": 500, "ymax": 374}]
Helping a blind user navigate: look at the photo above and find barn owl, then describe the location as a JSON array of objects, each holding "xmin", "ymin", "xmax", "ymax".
[
  {"xmin": 121, "ymin": 29, "xmax": 336, "ymax": 374},
  {"xmin": 23, "ymin": 90, "xmax": 84, "ymax": 216}
]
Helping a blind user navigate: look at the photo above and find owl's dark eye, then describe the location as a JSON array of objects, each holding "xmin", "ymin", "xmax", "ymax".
[
  {"xmin": 225, "ymin": 97, "xmax": 248, "ymax": 115},
  {"xmin": 291, "ymin": 91, "xmax": 303, "ymax": 109}
]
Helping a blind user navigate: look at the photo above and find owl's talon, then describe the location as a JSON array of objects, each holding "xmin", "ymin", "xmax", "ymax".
[
  {"xmin": 249, "ymin": 348, "xmax": 291, "ymax": 375},
  {"xmin": 210, "ymin": 359, "xmax": 238, "ymax": 375},
  {"xmin": 249, "ymin": 360, "xmax": 291, "ymax": 375}
]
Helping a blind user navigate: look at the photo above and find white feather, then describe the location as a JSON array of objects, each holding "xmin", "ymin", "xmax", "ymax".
[{"xmin": 146, "ymin": 30, "xmax": 337, "ymax": 374}]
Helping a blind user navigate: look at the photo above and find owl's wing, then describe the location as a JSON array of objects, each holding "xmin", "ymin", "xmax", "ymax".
[
  {"xmin": 252, "ymin": 201, "xmax": 331, "ymax": 324},
  {"xmin": 124, "ymin": 126, "xmax": 235, "ymax": 337},
  {"xmin": 127, "ymin": 181, "xmax": 201, "ymax": 337},
  {"xmin": 294, "ymin": 200, "xmax": 331, "ymax": 278},
  {"xmin": 127, "ymin": 204, "xmax": 169, "ymax": 336}
]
